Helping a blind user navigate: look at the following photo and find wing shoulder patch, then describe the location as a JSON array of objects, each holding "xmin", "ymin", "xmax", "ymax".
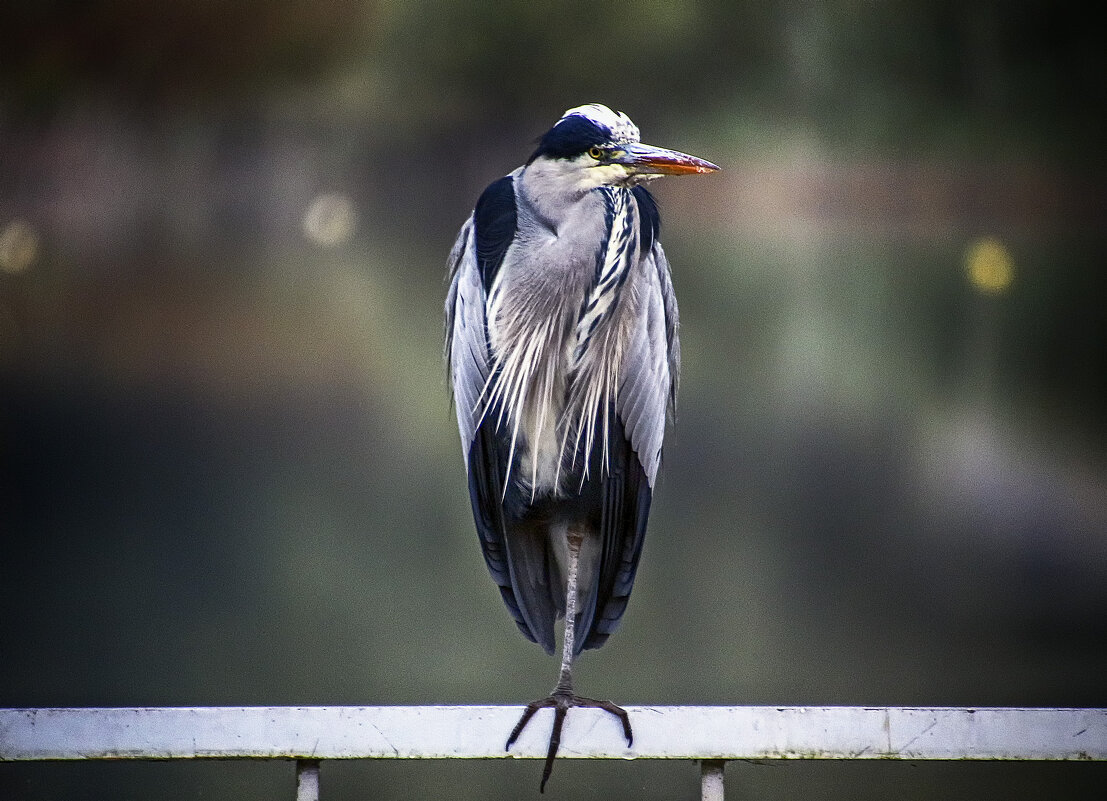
[{"xmin": 473, "ymin": 175, "xmax": 518, "ymax": 293}]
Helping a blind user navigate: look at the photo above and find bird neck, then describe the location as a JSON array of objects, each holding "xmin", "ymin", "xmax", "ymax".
[{"xmin": 517, "ymin": 158, "xmax": 632, "ymax": 228}]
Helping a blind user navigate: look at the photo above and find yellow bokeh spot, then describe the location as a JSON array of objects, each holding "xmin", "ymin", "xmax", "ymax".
[
  {"xmin": 303, "ymin": 192, "xmax": 357, "ymax": 248},
  {"xmin": 965, "ymin": 236, "xmax": 1014, "ymax": 294},
  {"xmin": 0, "ymin": 219, "xmax": 39, "ymax": 274}
]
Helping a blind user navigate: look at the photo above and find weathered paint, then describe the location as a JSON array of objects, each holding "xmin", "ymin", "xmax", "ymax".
[{"xmin": 1, "ymin": 706, "xmax": 1104, "ymax": 762}]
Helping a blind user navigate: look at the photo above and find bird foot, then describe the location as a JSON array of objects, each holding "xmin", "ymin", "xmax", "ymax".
[{"xmin": 505, "ymin": 689, "xmax": 634, "ymax": 793}]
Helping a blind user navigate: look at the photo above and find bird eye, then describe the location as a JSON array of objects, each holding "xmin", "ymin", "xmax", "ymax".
[{"xmin": 587, "ymin": 146, "xmax": 604, "ymax": 160}]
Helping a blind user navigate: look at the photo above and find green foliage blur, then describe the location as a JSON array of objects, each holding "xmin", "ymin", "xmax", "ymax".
[{"xmin": 2, "ymin": 2, "xmax": 1105, "ymax": 799}]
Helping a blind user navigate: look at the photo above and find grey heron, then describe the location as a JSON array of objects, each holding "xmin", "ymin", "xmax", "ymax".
[{"xmin": 445, "ymin": 103, "xmax": 717, "ymax": 790}]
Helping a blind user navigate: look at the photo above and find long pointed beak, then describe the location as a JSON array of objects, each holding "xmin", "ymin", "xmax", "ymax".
[{"xmin": 616, "ymin": 142, "xmax": 719, "ymax": 176}]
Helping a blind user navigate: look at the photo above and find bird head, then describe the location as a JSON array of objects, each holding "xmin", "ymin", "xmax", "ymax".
[{"xmin": 527, "ymin": 103, "xmax": 718, "ymax": 190}]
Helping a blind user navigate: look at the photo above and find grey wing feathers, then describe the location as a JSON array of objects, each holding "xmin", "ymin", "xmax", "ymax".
[
  {"xmin": 617, "ymin": 242, "xmax": 679, "ymax": 487},
  {"xmin": 445, "ymin": 218, "xmax": 488, "ymax": 453},
  {"xmin": 655, "ymin": 243, "xmax": 681, "ymax": 417},
  {"xmin": 446, "ymin": 213, "xmax": 557, "ymax": 653}
]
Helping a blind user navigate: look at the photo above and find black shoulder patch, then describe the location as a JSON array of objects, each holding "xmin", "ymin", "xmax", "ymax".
[
  {"xmin": 473, "ymin": 176, "xmax": 517, "ymax": 293},
  {"xmin": 529, "ymin": 115, "xmax": 611, "ymax": 162},
  {"xmin": 632, "ymin": 185, "xmax": 660, "ymax": 254}
]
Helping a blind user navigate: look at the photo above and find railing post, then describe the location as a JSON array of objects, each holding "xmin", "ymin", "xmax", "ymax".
[
  {"xmin": 295, "ymin": 759, "xmax": 320, "ymax": 801},
  {"xmin": 700, "ymin": 759, "xmax": 725, "ymax": 801}
]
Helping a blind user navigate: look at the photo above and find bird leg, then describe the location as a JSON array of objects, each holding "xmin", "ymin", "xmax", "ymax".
[{"xmin": 505, "ymin": 530, "xmax": 634, "ymax": 792}]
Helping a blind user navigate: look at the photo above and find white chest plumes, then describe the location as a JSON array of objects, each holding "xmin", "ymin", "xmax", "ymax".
[{"xmin": 483, "ymin": 185, "xmax": 639, "ymax": 497}]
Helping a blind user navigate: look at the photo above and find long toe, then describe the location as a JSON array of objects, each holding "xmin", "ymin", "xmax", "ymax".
[
  {"xmin": 506, "ymin": 693, "xmax": 634, "ymax": 793},
  {"xmin": 505, "ymin": 697, "xmax": 558, "ymax": 751},
  {"xmin": 575, "ymin": 696, "xmax": 634, "ymax": 746}
]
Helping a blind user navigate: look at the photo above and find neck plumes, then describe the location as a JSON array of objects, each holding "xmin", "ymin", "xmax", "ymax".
[{"xmin": 481, "ymin": 184, "xmax": 638, "ymax": 498}]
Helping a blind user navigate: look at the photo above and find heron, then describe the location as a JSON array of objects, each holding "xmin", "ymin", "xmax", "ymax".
[{"xmin": 445, "ymin": 103, "xmax": 717, "ymax": 790}]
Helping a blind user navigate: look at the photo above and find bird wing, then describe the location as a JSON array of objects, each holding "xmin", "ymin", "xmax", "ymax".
[
  {"xmin": 447, "ymin": 175, "xmax": 558, "ymax": 651},
  {"xmin": 446, "ymin": 175, "xmax": 518, "ymax": 448},
  {"xmin": 633, "ymin": 185, "xmax": 680, "ymax": 419},
  {"xmin": 580, "ymin": 199, "xmax": 679, "ymax": 652},
  {"xmin": 621, "ymin": 197, "xmax": 678, "ymax": 487},
  {"xmin": 445, "ymin": 218, "xmax": 483, "ymax": 451}
]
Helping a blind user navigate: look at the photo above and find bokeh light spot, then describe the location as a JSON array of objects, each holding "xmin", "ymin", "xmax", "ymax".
[
  {"xmin": 0, "ymin": 219, "xmax": 40, "ymax": 274},
  {"xmin": 965, "ymin": 236, "xmax": 1014, "ymax": 294},
  {"xmin": 303, "ymin": 192, "xmax": 357, "ymax": 247}
]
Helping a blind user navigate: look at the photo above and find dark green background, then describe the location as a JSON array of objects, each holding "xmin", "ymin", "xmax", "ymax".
[{"xmin": 2, "ymin": 2, "xmax": 1104, "ymax": 798}]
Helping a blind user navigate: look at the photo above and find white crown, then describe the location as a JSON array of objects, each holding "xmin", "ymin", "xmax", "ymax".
[{"xmin": 561, "ymin": 104, "xmax": 640, "ymax": 145}]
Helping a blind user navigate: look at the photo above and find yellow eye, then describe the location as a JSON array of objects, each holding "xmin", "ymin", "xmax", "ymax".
[{"xmin": 587, "ymin": 146, "xmax": 604, "ymax": 160}]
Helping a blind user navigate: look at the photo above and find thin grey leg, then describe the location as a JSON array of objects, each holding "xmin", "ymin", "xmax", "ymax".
[{"xmin": 556, "ymin": 530, "xmax": 585, "ymax": 691}]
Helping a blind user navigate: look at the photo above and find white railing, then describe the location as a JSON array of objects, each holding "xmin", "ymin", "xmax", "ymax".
[{"xmin": 2, "ymin": 706, "xmax": 1105, "ymax": 800}]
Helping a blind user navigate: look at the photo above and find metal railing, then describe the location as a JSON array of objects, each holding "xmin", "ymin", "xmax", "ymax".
[{"xmin": 3, "ymin": 706, "xmax": 1105, "ymax": 800}]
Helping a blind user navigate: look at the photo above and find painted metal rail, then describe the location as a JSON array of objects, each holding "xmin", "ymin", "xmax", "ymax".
[{"xmin": 2, "ymin": 706, "xmax": 1105, "ymax": 800}]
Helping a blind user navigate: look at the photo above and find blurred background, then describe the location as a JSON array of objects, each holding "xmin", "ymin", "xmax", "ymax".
[{"xmin": 1, "ymin": 1, "xmax": 1105, "ymax": 799}]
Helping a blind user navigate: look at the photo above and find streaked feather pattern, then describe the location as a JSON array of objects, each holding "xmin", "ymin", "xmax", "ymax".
[{"xmin": 446, "ymin": 161, "xmax": 678, "ymax": 655}]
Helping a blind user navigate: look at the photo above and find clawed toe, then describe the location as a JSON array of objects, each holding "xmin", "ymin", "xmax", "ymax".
[{"xmin": 505, "ymin": 692, "xmax": 633, "ymax": 792}]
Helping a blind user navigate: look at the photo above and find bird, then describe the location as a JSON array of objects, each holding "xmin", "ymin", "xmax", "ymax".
[{"xmin": 445, "ymin": 103, "xmax": 717, "ymax": 791}]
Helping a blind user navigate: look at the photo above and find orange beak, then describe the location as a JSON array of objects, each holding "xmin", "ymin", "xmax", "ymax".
[{"xmin": 615, "ymin": 143, "xmax": 719, "ymax": 176}]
